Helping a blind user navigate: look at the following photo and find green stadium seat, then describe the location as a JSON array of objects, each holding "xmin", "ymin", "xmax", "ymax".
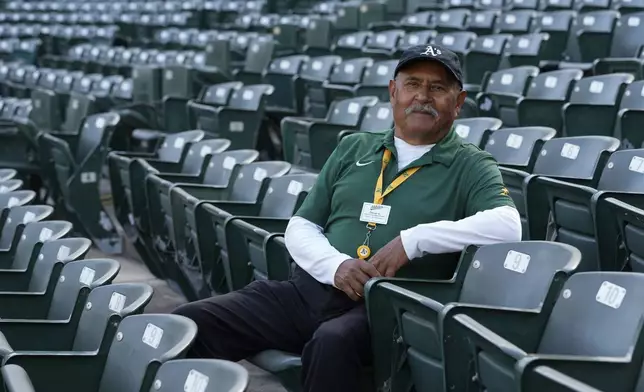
[
  {"xmin": 0, "ymin": 168, "xmax": 17, "ymax": 182},
  {"xmin": 463, "ymin": 34, "xmax": 513, "ymax": 95},
  {"xmin": 562, "ymin": 73, "xmax": 634, "ymax": 138},
  {"xmin": 0, "ymin": 282, "xmax": 153, "ymax": 363},
  {"xmin": 614, "ymin": 80, "xmax": 644, "ymax": 149},
  {"xmin": 333, "ymin": 31, "xmax": 372, "ymax": 59},
  {"xmin": 367, "ymin": 241, "xmax": 581, "ymax": 392},
  {"xmin": 149, "ymin": 359, "xmax": 249, "ymax": 392},
  {"xmin": 37, "ymin": 112, "xmax": 123, "ymax": 254},
  {"xmin": 517, "ymin": 68, "xmax": 583, "ymax": 134},
  {"xmin": 281, "ymin": 96, "xmax": 378, "ymax": 169},
  {"xmin": 563, "ymin": 10, "xmax": 619, "ymax": 70},
  {"xmin": 0, "ymin": 205, "xmax": 53, "ymax": 254},
  {"xmin": 520, "ymin": 366, "xmax": 606, "ymax": 392},
  {"xmin": 504, "ymin": 33, "xmax": 553, "ymax": 68},
  {"xmin": 526, "ymin": 146, "xmax": 643, "ymax": 272},
  {"xmin": 224, "ymin": 173, "xmax": 317, "ymax": 289},
  {"xmin": 495, "ymin": 10, "xmax": 539, "ymax": 35},
  {"xmin": 361, "ymin": 29, "xmax": 405, "ymax": 59},
  {"xmin": 469, "ymin": 10, "xmax": 500, "ymax": 36},
  {"xmin": 444, "ymin": 272, "xmax": 644, "ymax": 392},
  {"xmin": 354, "ymin": 59, "xmax": 396, "ymax": 101},
  {"xmin": 453, "ymin": 116, "xmax": 503, "ymax": 147},
  {"xmin": 595, "ymin": 196, "xmax": 644, "ymax": 273},
  {"xmin": 476, "ymin": 65, "xmax": 539, "ymax": 127},
  {"xmin": 0, "ymin": 179, "xmax": 23, "ymax": 193},
  {"xmin": 395, "ymin": 30, "xmax": 437, "ymax": 56},
  {"xmin": 300, "ymin": 55, "xmax": 342, "ymax": 117},
  {"xmin": 484, "ymin": 127, "xmax": 557, "ymax": 237},
  {"xmin": 170, "ymin": 161, "xmax": 291, "ymax": 298},
  {"xmin": 0, "ymin": 257, "xmax": 119, "ymax": 320},
  {"xmin": 2, "ymin": 313, "xmax": 197, "ymax": 392},
  {"xmin": 264, "ymin": 55, "xmax": 310, "ymax": 115},
  {"xmin": 434, "ymin": 9, "xmax": 471, "ymax": 32},
  {"xmin": 322, "ymin": 57, "xmax": 373, "ymax": 104}
]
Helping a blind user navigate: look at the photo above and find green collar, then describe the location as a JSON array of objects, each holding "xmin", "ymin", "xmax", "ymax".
[{"xmin": 373, "ymin": 126, "xmax": 462, "ymax": 167}]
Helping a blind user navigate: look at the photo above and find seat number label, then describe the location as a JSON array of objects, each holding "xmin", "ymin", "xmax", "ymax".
[
  {"xmin": 596, "ymin": 281, "xmax": 626, "ymax": 309},
  {"xmin": 503, "ymin": 250, "xmax": 531, "ymax": 274},
  {"xmin": 184, "ymin": 369, "xmax": 210, "ymax": 392},
  {"xmin": 142, "ymin": 323, "xmax": 164, "ymax": 349},
  {"xmin": 109, "ymin": 292, "xmax": 127, "ymax": 312}
]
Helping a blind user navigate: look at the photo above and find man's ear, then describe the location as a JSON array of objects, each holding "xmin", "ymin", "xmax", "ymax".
[
  {"xmin": 388, "ymin": 79, "xmax": 396, "ymax": 103},
  {"xmin": 454, "ymin": 89, "xmax": 467, "ymax": 117}
]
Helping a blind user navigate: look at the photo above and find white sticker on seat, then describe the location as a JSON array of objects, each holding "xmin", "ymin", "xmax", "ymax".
[
  {"xmin": 215, "ymin": 88, "xmax": 225, "ymax": 98},
  {"xmin": 501, "ymin": 74, "xmax": 514, "ymax": 85},
  {"xmin": 109, "ymin": 292, "xmax": 127, "ymax": 312},
  {"xmin": 57, "ymin": 245, "xmax": 70, "ymax": 260},
  {"xmin": 8, "ymin": 197, "xmax": 19, "ymax": 207},
  {"xmin": 39, "ymin": 227, "xmax": 53, "ymax": 242},
  {"xmin": 506, "ymin": 133, "xmax": 524, "ymax": 149},
  {"xmin": 0, "ymin": 186, "xmax": 7, "ymax": 193},
  {"xmin": 81, "ymin": 172, "xmax": 97, "ymax": 184},
  {"xmin": 582, "ymin": 15, "xmax": 595, "ymax": 26},
  {"xmin": 442, "ymin": 35, "xmax": 455, "ymax": 45},
  {"xmin": 347, "ymin": 102, "xmax": 360, "ymax": 114},
  {"xmin": 475, "ymin": 14, "xmax": 485, "ymax": 23},
  {"xmin": 242, "ymin": 89, "xmax": 254, "ymax": 101},
  {"xmin": 184, "ymin": 369, "xmax": 210, "ymax": 392},
  {"xmin": 483, "ymin": 38, "xmax": 494, "ymax": 48},
  {"xmin": 346, "ymin": 36, "xmax": 356, "ymax": 45},
  {"xmin": 376, "ymin": 34, "xmax": 387, "ymax": 44},
  {"xmin": 455, "ymin": 124, "xmax": 470, "ymax": 138},
  {"xmin": 253, "ymin": 167, "xmax": 267, "ymax": 181},
  {"xmin": 165, "ymin": 70, "xmax": 173, "ymax": 80},
  {"xmin": 71, "ymin": 99, "xmax": 79, "ymax": 110},
  {"xmin": 344, "ymin": 63, "xmax": 355, "ymax": 73},
  {"xmin": 452, "ymin": 0, "xmax": 461, "ymax": 5},
  {"xmin": 222, "ymin": 157, "xmax": 237, "ymax": 170},
  {"xmin": 142, "ymin": 323, "xmax": 164, "ymax": 349},
  {"xmin": 200, "ymin": 145, "xmax": 213, "ymax": 157},
  {"xmin": 505, "ymin": 14, "xmax": 517, "ymax": 24},
  {"xmin": 439, "ymin": 13, "xmax": 450, "ymax": 22},
  {"xmin": 173, "ymin": 137, "xmax": 185, "ymax": 149},
  {"xmin": 229, "ymin": 121, "xmax": 244, "ymax": 132},
  {"xmin": 503, "ymin": 250, "xmax": 531, "ymax": 274},
  {"xmin": 628, "ymin": 156, "xmax": 644, "ymax": 173},
  {"xmin": 407, "ymin": 16, "xmax": 418, "ymax": 24},
  {"xmin": 287, "ymin": 180, "xmax": 303, "ymax": 196},
  {"xmin": 641, "ymin": 85, "xmax": 644, "ymax": 97},
  {"xmin": 628, "ymin": 16, "xmax": 640, "ymax": 27},
  {"xmin": 377, "ymin": 65, "xmax": 389, "ymax": 76},
  {"xmin": 542, "ymin": 15, "xmax": 554, "ymax": 26},
  {"xmin": 23, "ymin": 211, "xmax": 35, "ymax": 224},
  {"xmin": 596, "ymin": 281, "xmax": 626, "ymax": 309},
  {"xmin": 79, "ymin": 266, "xmax": 96, "ymax": 285},
  {"xmin": 312, "ymin": 61, "xmax": 322, "ymax": 71},
  {"xmin": 518, "ymin": 38, "xmax": 530, "ymax": 49},
  {"xmin": 544, "ymin": 76, "xmax": 558, "ymax": 88},
  {"xmin": 408, "ymin": 35, "xmax": 419, "ymax": 45},
  {"xmin": 279, "ymin": 60, "xmax": 291, "ymax": 70},
  {"xmin": 561, "ymin": 143, "xmax": 580, "ymax": 160},
  {"xmin": 377, "ymin": 107, "xmax": 390, "ymax": 119},
  {"xmin": 589, "ymin": 80, "xmax": 604, "ymax": 94}
]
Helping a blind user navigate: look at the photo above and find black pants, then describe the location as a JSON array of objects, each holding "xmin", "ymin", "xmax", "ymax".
[{"xmin": 172, "ymin": 269, "xmax": 372, "ymax": 392}]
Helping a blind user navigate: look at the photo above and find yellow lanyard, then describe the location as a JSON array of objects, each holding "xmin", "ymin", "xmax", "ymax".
[{"xmin": 357, "ymin": 149, "xmax": 421, "ymax": 259}]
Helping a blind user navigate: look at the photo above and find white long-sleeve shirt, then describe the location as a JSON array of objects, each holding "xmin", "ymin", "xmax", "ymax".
[{"xmin": 285, "ymin": 136, "xmax": 523, "ymax": 287}]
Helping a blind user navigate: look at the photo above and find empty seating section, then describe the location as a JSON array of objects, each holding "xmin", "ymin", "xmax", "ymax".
[{"xmin": 0, "ymin": 0, "xmax": 642, "ymax": 390}]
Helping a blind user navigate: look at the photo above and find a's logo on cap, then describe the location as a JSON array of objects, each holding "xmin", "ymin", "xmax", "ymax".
[{"xmin": 421, "ymin": 45, "xmax": 442, "ymax": 57}]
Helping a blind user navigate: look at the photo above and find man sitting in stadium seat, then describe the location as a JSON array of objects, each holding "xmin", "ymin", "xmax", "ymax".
[{"xmin": 173, "ymin": 44, "xmax": 522, "ymax": 392}]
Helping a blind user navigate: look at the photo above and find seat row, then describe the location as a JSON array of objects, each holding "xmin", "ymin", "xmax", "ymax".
[{"xmin": 0, "ymin": 174, "xmax": 248, "ymax": 392}]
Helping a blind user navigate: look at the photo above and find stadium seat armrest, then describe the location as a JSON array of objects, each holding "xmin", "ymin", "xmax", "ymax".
[
  {"xmin": 140, "ymin": 159, "xmax": 181, "ymax": 173},
  {"xmin": 365, "ymin": 277, "xmax": 461, "ymax": 309},
  {"xmin": 264, "ymin": 234, "xmax": 291, "ymax": 281},
  {"xmin": 159, "ymin": 173, "xmax": 201, "ymax": 184},
  {"xmin": 0, "ymin": 320, "xmax": 75, "ymax": 352},
  {"xmin": 177, "ymin": 184, "xmax": 230, "ymax": 201},
  {"xmin": 515, "ymin": 354, "xmax": 633, "ymax": 391},
  {"xmin": 202, "ymin": 201, "xmax": 261, "ymax": 216},
  {"xmin": 228, "ymin": 217, "xmax": 290, "ymax": 235},
  {"xmin": 3, "ymin": 351, "xmax": 103, "ymax": 391}
]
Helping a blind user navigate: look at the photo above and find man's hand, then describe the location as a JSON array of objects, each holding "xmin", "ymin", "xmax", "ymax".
[
  {"xmin": 370, "ymin": 236, "xmax": 410, "ymax": 277},
  {"xmin": 334, "ymin": 258, "xmax": 381, "ymax": 301}
]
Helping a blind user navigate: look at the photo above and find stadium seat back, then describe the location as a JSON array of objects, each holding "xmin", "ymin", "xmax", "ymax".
[
  {"xmin": 359, "ymin": 103, "xmax": 394, "ymax": 131},
  {"xmin": 199, "ymin": 82, "xmax": 242, "ymax": 107},
  {"xmin": 328, "ymin": 96, "xmax": 378, "ymax": 126},
  {"xmin": 495, "ymin": 10, "xmax": 538, "ymax": 34},
  {"xmin": 98, "ymin": 314, "xmax": 197, "ymax": 392},
  {"xmin": 532, "ymin": 136, "xmax": 620, "ymax": 180},
  {"xmin": 0, "ymin": 205, "xmax": 53, "ymax": 250},
  {"xmin": 397, "ymin": 30, "xmax": 436, "ymax": 52},
  {"xmin": 575, "ymin": 10, "xmax": 620, "ymax": 63},
  {"xmin": 47, "ymin": 258, "xmax": 121, "ymax": 321},
  {"xmin": 28, "ymin": 237, "xmax": 92, "ymax": 293},
  {"xmin": 454, "ymin": 117, "xmax": 503, "ymax": 148},
  {"xmin": 484, "ymin": 127, "xmax": 557, "ymax": 169},
  {"xmin": 505, "ymin": 33, "xmax": 550, "ymax": 67},
  {"xmin": 0, "ymin": 180, "xmax": 23, "ymax": 194},
  {"xmin": 73, "ymin": 282, "xmax": 154, "ymax": 351},
  {"xmin": 538, "ymin": 272, "xmax": 644, "ymax": 357},
  {"xmin": 525, "ymin": 69, "xmax": 582, "ymax": 100},
  {"xmin": 258, "ymin": 173, "xmax": 318, "ymax": 217},
  {"xmin": 465, "ymin": 34, "xmax": 513, "ymax": 85},
  {"xmin": 11, "ymin": 220, "xmax": 72, "ymax": 270},
  {"xmin": 150, "ymin": 359, "xmax": 249, "ymax": 392},
  {"xmin": 366, "ymin": 29, "xmax": 405, "ymax": 51},
  {"xmin": 459, "ymin": 241, "xmax": 581, "ymax": 308},
  {"xmin": 157, "ymin": 131, "xmax": 206, "ymax": 163},
  {"xmin": 227, "ymin": 84, "xmax": 274, "ymax": 111},
  {"xmin": 201, "ymin": 150, "xmax": 259, "ymax": 187},
  {"xmin": 328, "ymin": 58, "xmax": 373, "ymax": 86},
  {"xmin": 469, "ymin": 10, "xmax": 500, "ymax": 36},
  {"xmin": 569, "ymin": 74, "xmax": 633, "ymax": 106},
  {"xmin": 435, "ymin": 32, "xmax": 477, "ymax": 62},
  {"xmin": 180, "ymin": 139, "xmax": 232, "ymax": 175},
  {"xmin": 435, "ymin": 9, "xmax": 471, "ymax": 31},
  {"xmin": 229, "ymin": 162, "xmax": 292, "ymax": 202},
  {"xmin": 361, "ymin": 60, "xmax": 397, "ymax": 88}
]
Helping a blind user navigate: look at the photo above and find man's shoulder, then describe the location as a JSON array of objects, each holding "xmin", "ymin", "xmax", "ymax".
[
  {"xmin": 335, "ymin": 130, "xmax": 388, "ymax": 155},
  {"xmin": 454, "ymin": 140, "xmax": 496, "ymax": 164}
]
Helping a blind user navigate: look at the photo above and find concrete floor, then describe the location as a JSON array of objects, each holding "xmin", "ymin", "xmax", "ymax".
[{"xmin": 89, "ymin": 241, "xmax": 288, "ymax": 392}]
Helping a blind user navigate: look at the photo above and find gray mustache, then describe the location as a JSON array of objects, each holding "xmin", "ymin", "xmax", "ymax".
[{"xmin": 405, "ymin": 103, "xmax": 439, "ymax": 117}]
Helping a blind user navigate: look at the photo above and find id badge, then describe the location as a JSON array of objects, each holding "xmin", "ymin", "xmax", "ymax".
[{"xmin": 360, "ymin": 202, "xmax": 391, "ymax": 225}]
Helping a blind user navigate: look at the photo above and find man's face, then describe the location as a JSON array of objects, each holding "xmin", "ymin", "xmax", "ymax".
[{"xmin": 389, "ymin": 61, "xmax": 467, "ymax": 143}]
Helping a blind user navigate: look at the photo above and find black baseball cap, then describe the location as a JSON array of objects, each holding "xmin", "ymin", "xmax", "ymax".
[{"xmin": 394, "ymin": 44, "xmax": 464, "ymax": 88}]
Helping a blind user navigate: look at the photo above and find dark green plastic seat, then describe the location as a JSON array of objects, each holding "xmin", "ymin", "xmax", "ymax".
[
  {"xmin": 453, "ymin": 117, "xmax": 503, "ymax": 147},
  {"xmin": 562, "ymin": 73, "xmax": 634, "ymax": 138},
  {"xmin": 171, "ymin": 161, "xmax": 291, "ymax": 299},
  {"xmin": 223, "ymin": 173, "xmax": 318, "ymax": 290},
  {"xmin": 517, "ymin": 69, "xmax": 583, "ymax": 134},
  {"xmin": 149, "ymin": 359, "xmax": 249, "ymax": 392},
  {"xmin": 526, "ymin": 148, "xmax": 644, "ymax": 271},
  {"xmin": 361, "ymin": 29, "xmax": 405, "ymax": 59},
  {"xmin": 463, "ymin": 34, "xmax": 513, "ymax": 95},
  {"xmin": 333, "ymin": 31, "xmax": 372, "ymax": 59},
  {"xmin": 469, "ymin": 10, "xmax": 500, "ymax": 36},
  {"xmin": 264, "ymin": 55, "xmax": 310, "ymax": 116},
  {"xmin": 484, "ymin": 127, "xmax": 558, "ymax": 237},
  {"xmin": 520, "ymin": 366, "xmax": 607, "ymax": 392},
  {"xmin": 300, "ymin": 55, "xmax": 342, "ymax": 118},
  {"xmin": 0, "ymin": 205, "xmax": 54, "ymax": 257},
  {"xmin": 2, "ymin": 313, "xmax": 197, "ymax": 392},
  {"xmin": 613, "ymin": 80, "xmax": 644, "ymax": 149},
  {"xmin": 434, "ymin": 9, "xmax": 471, "ymax": 32},
  {"xmin": 354, "ymin": 59, "xmax": 397, "ymax": 101},
  {"xmin": 0, "ymin": 282, "xmax": 153, "ymax": 365},
  {"xmin": 0, "ymin": 168, "xmax": 16, "ymax": 182},
  {"xmin": 366, "ymin": 241, "xmax": 580, "ymax": 392},
  {"xmin": 322, "ymin": 57, "xmax": 374, "ymax": 105},
  {"xmin": 443, "ymin": 272, "xmax": 644, "ymax": 392}
]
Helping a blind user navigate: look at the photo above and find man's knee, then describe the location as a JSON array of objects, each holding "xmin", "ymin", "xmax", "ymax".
[
  {"xmin": 309, "ymin": 322, "xmax": 363, "ymax": 354},
  {"xmin": 172, "ymin": 301, "xmax": 204, "ymax": 322}
]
